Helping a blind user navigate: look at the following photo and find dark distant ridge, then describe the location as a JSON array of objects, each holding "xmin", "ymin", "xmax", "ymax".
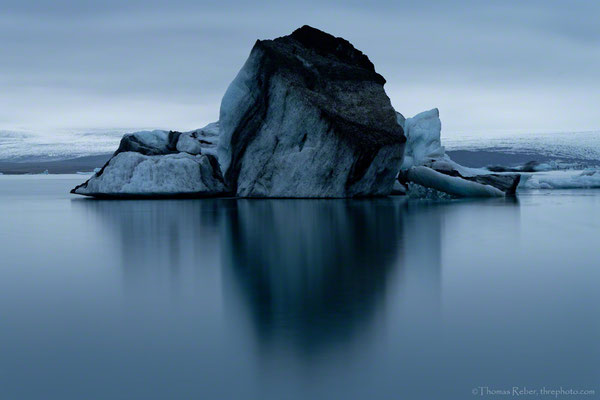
[{"xmin": 0, "ymin": 154, "xmax": 112, "ymax": 174}]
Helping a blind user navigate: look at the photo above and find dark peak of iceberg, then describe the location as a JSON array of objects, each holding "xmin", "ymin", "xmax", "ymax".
[
  {"xmin": 288, "ymin": 25, "xmax": 378, "ymax": 76},
  {"xmin": 255, "ymin": 25, "xmax": 386, "ymax": 86},
  {"xmin": 247, "ymin": 25, "xmax": 402, "ymax": 151}
]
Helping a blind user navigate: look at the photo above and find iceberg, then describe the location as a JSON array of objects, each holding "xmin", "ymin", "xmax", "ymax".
[
  {"xmin": 71, "ymin": 152, "xmax": 227, "ymax": 197},
  {"xmin": 217, "ymin": 25, "xmax": 405, "ymax": 198},
  {"xmin": 71, "ymin": 122, "xmax": 228, "ymax": 198},
  {"xmin": 72, "ymin": 26, "xmax": 407, "ymax": 199}
]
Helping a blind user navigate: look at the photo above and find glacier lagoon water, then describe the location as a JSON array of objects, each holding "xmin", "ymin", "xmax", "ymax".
[{"xmin": 0, "ymin": 175, "xmax": 598, "ymax": 400}]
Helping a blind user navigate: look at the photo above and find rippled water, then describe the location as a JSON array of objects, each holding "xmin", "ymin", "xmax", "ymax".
[{"xmin": 0, "ymin": 176, "xmax": 598, "ymax": 399}]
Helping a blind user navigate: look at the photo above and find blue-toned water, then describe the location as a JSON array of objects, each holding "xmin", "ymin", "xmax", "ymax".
[{"xmin": 0, "ymin": 176, "xmax": 598, "ymax": 399}]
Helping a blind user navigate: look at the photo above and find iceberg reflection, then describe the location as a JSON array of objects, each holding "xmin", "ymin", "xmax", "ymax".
[
  {"xmin": 70, "ymin": 197, "xmax": 523, "ymax": 357},
  {"xmin": 219, "ymin": 199, "xmax": 407, "ymax": 352}
]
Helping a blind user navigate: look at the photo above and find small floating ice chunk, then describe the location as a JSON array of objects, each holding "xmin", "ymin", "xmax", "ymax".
[
  {"xmin": 520, "ymin": 169, "xmax": 600, "ymax": 189},
  {"xmin": 400, "ymin": 109, "xmax": 445, "ymax": 170},
  {"xmin": 406, "ymin": 166, "xmax": 504, "ymax": 197}
]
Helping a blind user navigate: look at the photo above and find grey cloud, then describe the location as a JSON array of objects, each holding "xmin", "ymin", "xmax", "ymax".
[{"xmin": 0, "ymin": 0, "xmax": 599, "ymax": 133}]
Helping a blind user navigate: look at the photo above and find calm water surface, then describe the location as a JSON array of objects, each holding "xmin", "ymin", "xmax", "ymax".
[{"xmin": 0, "ymin": 175, "xmax": 598, "ymax": 399}]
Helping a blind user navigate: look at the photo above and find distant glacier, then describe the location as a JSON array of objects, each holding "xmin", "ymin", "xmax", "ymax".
[
  {"xmin": 444, "ymin": 130, "xmax": 600, "ymax": 167},
  {"xmin": 0, "ymin": 129, "xmax": 126, "ymax": 162}
]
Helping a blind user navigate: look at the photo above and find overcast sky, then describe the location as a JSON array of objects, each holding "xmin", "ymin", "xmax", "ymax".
[{"xmin": 1, "ymin": 0, "xmax": 599, "ymax": 136}]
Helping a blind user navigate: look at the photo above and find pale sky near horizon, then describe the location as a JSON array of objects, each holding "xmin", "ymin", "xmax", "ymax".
[{"xmin": 1, "ymin": 0, "xmax": 599, "ymax": 136}]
